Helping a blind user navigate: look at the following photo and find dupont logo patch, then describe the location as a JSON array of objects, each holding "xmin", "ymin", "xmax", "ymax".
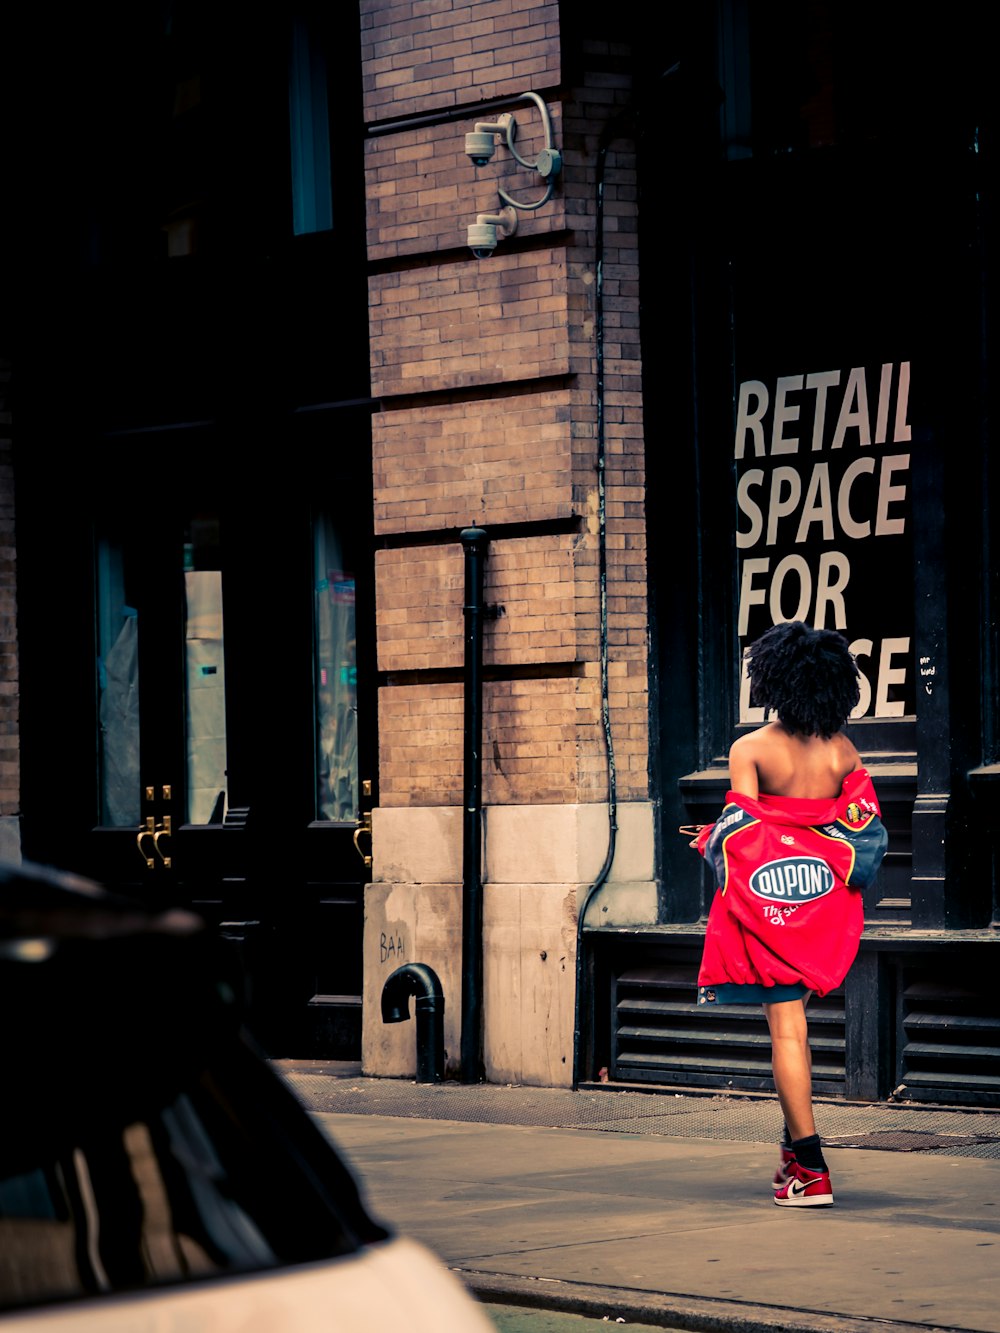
[{"xmin": 749, "ymin": 857, "xmax": 835, "ymax": 902}]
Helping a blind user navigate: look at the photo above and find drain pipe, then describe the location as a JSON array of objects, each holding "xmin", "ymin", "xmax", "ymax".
[
  {"xmin": 459, "ymin": 526, "xmax": 488, "ymax": 1083},
  {"xmin": 381, "ymin": 962, "xmax": 445, "ymax": 1083}
]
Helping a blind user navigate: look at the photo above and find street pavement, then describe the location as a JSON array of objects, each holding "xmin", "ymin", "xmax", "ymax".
[
  {"xmin": 487, "ymin": 1304, "xmax": 676, "ymax": 1331},
  {"xmin": 276, "ymin": 1063, "xmax": 1000, "ymax": 1333}
]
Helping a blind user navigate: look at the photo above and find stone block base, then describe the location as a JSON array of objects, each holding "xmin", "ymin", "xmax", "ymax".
[{"xmin": 363, "ymin": 802, "xmax": 658, "ymax": 1087}]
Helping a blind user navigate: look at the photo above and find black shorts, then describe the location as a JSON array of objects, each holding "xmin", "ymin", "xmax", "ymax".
[{"xmin": 697, "ymin": 982, "xmax": 809, "ymax": 1005}]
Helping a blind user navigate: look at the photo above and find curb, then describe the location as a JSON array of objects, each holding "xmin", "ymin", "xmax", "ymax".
[{"xmin": 461, "ymin": 1272, "xmax": 971, "ymax": 1333}]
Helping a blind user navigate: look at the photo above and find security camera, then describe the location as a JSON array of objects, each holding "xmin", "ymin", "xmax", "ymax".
[
  {"xmin": 466, "ymin": 208, "xmax": 517, "ymax": 260},
  {"xmin": 465, "ymin": 131, "xmax": 498, "ymax": 167},
  {"xmin": 467, "ymin": 219, "xmax": 499, "ymax": 258},
  {"xmin": 464, "ymin": 115, "xmax": 514, "ymax": 167}
]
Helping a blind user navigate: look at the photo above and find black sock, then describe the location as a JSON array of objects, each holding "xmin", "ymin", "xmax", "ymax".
[
  {"xmin": 791, "ymin": 1134, "xmax": 827, "ymax": 1172},
  {"xmin": 782, "ymin": 1123, "xmax": 793, "ymax": 1150}
]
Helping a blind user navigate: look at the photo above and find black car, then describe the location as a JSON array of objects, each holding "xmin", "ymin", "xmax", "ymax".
[{"xmin": 0, "ymin": 860, "xmax": 493, "ymax": 1331}]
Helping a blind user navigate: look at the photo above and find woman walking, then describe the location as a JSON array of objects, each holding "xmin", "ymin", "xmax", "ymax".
[{"xmin": 692, "ymin": 621, "xmax": 888, "ymax": 1207}]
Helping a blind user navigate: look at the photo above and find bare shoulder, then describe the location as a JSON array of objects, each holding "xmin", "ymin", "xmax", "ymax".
[
  {"xmin": 730, "ymin": 723, "xmax": 782, "ymax": 759},
  {"xmin": 834, "ymin": 730, "xmax": 864, "ymax": 768},
  {"xmin": 729, "ymin": 724, "xmax": 861, "ymax": 800},
  {"xmin": 728, "ymin": 724, "xmax": 784, "ymax": 799}
]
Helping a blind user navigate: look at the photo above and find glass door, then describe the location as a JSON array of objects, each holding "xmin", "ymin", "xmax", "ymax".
[
  {"xmin": 16, "ymin": 420, "xmax": 375, "ymax": 1058},
  {"xmin": 94, "ymin": 500, "xmax": 231, "ymax": 887}
]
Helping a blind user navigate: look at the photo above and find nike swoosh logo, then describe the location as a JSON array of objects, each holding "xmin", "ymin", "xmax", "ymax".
[{"xmin": 788, "ymin": 1177, "xmax": 812, "ymax": 1197}]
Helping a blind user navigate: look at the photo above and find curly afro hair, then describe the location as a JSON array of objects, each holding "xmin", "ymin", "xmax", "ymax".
[{"xmin": 745, "ymin": 621, "xmax": 860, "ymax": 738}]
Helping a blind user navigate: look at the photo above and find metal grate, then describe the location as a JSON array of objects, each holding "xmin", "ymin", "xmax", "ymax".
[
  {"xmin": 610, "ymin": 964, "xmax": 846, "ymax": 1094},
  {"xmin": 895, "ymin": 968, "xmax": 1000, "ymax": 1107},
  {"xmin": 822, "ymin": 1129, "xmax": 1000, "ymax": 1151}
]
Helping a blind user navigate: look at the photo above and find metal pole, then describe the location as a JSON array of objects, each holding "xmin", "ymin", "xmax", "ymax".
[{"xmin": 460, "ymin": 526, "xmax": 487, "ymax": 1082}]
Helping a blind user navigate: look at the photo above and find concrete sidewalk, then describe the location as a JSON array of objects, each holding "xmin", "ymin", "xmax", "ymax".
[{"xmin": 276, "ymin": 1065, "xmax": 1000, "ymax": 1333}]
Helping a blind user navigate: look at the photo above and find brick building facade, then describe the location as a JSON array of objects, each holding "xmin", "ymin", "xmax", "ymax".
[
  {"xmin": 359, "ymin": 1, "xmax": 654, "ymax": 1084},
  {"xmin": 2, "ymin": 1, "xmax": 997, "ymax": 1105}
]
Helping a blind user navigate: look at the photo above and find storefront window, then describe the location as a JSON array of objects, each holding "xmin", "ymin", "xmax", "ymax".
[
  {"xmin": 96, "ymin": 541, "xmax": 140, "ymax": 829},
  {"xmin": 183, "ymin": 517, "xmax": 229, "ymax": 826},
  {"xmin": 734, "ymin": 361, "xmax": 915, "ymax": 723},
  {"xmin": 313, "ymin": 518, "xmax": 358, "ymax": 822}
]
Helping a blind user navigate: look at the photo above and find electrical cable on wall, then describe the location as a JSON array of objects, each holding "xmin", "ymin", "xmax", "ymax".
[{"xmin": 571, "ymin": 128, "xmax": 619, "ymax": 1089}]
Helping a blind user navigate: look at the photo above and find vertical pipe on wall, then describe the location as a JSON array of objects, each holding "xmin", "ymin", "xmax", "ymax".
[
  {"xmin": 571, "ymin": 129, "xmax": 619, "ymax": 1090},
  {"xmin": 460, "ymin": 526, "xmax": 488, "ymax": 1082}
]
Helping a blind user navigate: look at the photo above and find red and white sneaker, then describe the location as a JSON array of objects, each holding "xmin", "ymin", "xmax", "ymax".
[
  {"xmin": 772, "ymin": 1146, "xmax": 796, "ymax": 1187},
  {"xmin": 773, "ymin": 1162, "xmax": 834, "ymax": 1207}
]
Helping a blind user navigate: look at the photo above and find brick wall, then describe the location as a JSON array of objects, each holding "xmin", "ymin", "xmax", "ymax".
[
  {"xmin": 372, "ymin": 387, "xmax": 589, "ymax": 532},
  {"xmin": 362, "ymin": 0, "xmax": 650, "ymax": 810},
  {"xmin": 360, "ymin": 0, "xmax": 563, "ymax": 124}
]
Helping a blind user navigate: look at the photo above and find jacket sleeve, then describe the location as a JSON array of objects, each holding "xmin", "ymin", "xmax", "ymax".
[
  {"xmin": 822, "ymin": 773, "xmax": 890, "ymax": 890},
  {"xmin": 698, "ymin": 800, "xmax": 759, "ymax": 892},
  {"xmin": 842, "ymin": 815, "xmax": 890, "ymax": 890}
]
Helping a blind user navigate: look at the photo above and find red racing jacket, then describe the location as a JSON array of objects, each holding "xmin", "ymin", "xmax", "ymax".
[{"xmin": 695, "ymin": 769, "xmax": 888, "ymax": 999}]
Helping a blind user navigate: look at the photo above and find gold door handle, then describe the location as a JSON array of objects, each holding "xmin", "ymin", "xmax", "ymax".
[
  {"xmin": 153, "ymin": 815, "xmax": 172, "ymax": 869},
  {"xmin": 353, "ymin": 811, "xmax": 372, "ymax": 868},
  {"xmin": 136, "ymin": 818, "xmax": 156, "ymax": 869}
]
